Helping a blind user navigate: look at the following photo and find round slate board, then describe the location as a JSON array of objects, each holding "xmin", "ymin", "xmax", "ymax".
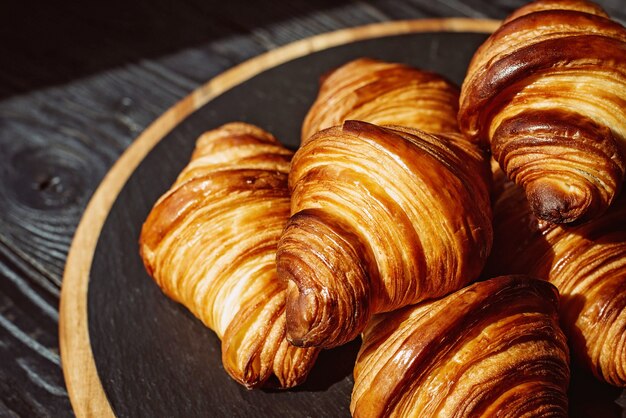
[{"xmin": 60, "ymin": 19, "xmax": 626, "ymax": 418}]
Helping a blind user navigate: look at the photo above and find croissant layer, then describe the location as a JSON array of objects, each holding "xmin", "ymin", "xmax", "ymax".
[
  {"xmin": 351, "ymin": 276, "xmax": 570, "ymax": 418},
  {"xmin": 302, "ymin": 58, "xmax": 461, "ymax": 142},
  {"xmin": 487, "ymin": 173, "xmax": 626, "ymax": 387},
  {"xmin": 140, "ymin": 122, "xmax": 318, "ymax": 388},
  {"xmin": 459, "ymin": 0, "xmax": 626, "ymax": 223},
  {"xmin": 277, "ymin": 120, "xmax": 492, "ymax": 348}
]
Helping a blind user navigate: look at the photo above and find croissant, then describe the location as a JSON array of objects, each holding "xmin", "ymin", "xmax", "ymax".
[
  {"xmin": 139, "ymin": 122, "xmax": 319, "ymax": 388},
  {"xmin": 277, "ymin": 120, "xmax": 492, "ymax": 348},
  {"xmin": 458, "ymin": 0, "xmax": 626, "ymax": 224},
  {"xmin": 351, "ymin": 275, "xmax": 570, "ymax": 417},
  {"xmin": 486, "ymin": 173, "xmax": 626, "ymax": 387},
  {"xmin": 301, "ymin": 58, "xmax": 461, "ymax": 142}
]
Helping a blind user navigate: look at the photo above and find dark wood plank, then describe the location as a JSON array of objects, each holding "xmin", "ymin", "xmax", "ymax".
[{"xmin": 1, "ymin": 1, "xmax": 624, "ymax": 416}]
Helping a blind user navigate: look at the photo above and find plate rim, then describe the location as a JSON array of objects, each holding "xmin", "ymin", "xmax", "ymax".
[{"xmin": 59, "ymin": 17, "xmax": 499, "ymax": 417}]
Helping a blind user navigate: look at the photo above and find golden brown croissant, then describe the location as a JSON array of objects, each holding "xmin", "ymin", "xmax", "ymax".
[
  {"xmin": 301, "ymin": 58, "xmax": 461, "ymax": 142},
  {"xmin": 139, "ymin": 122, "xmax": 319, "ymax": 388},
  {"xmin": 351, "ymin": 275, "xmax": 570, "ymax": 418},
  {"xmin": 459, "ymin": 0, "xmax": 626, "ymax": 224},
  {"xmin": 486, "ymin": 174, "xmax": 626, "ymax": 386},
  {"xmin": 276, "ymin": 120, "xmax": 492, "ymax": 348}
]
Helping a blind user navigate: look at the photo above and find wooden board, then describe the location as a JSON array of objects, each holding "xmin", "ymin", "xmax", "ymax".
[{"xmin": 59, "ymin": 18, "xmax": 625, "ymax": 418}]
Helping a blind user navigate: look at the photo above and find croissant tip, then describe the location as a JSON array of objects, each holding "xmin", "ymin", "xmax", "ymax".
[
  {"xmin": 527, "ymin": 181, "xmax": 591, "ymax": 224},
  {"xmin": 286, "ymin": 335, "xmax": 308, "ymax": 348},
  {"xmin": 280, "ymin": 270, "xmax": 321, "ymax": 347}
]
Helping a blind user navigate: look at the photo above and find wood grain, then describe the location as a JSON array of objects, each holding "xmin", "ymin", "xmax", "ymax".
[{"xmin": 59, "ymin": 18, "xmax": 499, "ymax": 417}]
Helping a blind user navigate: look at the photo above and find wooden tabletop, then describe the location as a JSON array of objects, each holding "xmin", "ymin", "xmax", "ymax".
[{"xmin": 1, "ymin": 1, "xmax": 625, "ymax": 416}]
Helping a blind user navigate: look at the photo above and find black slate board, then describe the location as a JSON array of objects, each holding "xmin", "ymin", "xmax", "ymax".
[{"xmin": 87, "ymin": 31, "xmax": 625, "ymax": 417}]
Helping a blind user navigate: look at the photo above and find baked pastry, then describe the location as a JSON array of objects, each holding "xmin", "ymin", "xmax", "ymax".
[
  {"xmin": 301, "ymin": 58, "xmax": 461, "ymax": 142},
  {"xmin": 277, "ymin": 120, "xmax": 492, "ymax": 348},
  {"xmin": 487, "ymin": 172, "xmax": 626, "ymax": 386},
  {"xmin": 351, "ymin": 275, "xmax": 570, "ymax": 417},
  {"xmin": 139, "ymin": 122, "xmax": 319, "ymax": 388},
  {"xmin": 459, "ymin": 0, "xmax": 626, "ymax": 224}
]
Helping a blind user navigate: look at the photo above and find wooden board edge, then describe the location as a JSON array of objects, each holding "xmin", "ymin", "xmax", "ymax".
[{"xmin": 59, "ymin": 18, "xmax": 499, "ymax": 417}]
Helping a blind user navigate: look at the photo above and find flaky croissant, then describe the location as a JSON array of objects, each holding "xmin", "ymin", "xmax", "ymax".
[
  {"xmin": 486, "ymin": 175, "xmax": 626, "ymax": 387},
  {"xmin": 139, "ymin": 122, "xmax": 319, "ymax": 388},
  {"xmin": 301, "ymin": 58, "xmax": 461, "ymax": 142},
  {"xmin": 459, "ymin": 0, "xmax": 626, "ymax": 224},
  {"xmin": 351, "ymin": 276, "xmax": 570, "ymax": 418},
  {"xmin": 277, "ymin": 120, "xmax": 492, "ymax": 348}
]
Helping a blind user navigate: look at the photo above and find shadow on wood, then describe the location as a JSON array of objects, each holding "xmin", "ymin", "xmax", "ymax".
[{"xmin": 0, "ymin": 0, "xmax": 349, "ymax": 100}]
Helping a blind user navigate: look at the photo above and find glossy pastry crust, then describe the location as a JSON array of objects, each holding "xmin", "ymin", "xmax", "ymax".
[
  {"xmin": 277, "ymin": 120, "xmax": 492, "ymax": 348},
  {"xmin": 351, "ymin": 276, "xmax": 570, "ymax": 418},
  {"xmin": 487, "ymin": 176, "xmax": 626, "ymax": 387},
  {"xmin": 459, "ymin": 0, "xmax": 626, "ymax": 224},
  {"xmin": 139, "ymin": 122, "xmax": 319, "ymax": 388},
  {"xmin": 301, "ymin": 58, "xmax": 461, "ymax": 142}
]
